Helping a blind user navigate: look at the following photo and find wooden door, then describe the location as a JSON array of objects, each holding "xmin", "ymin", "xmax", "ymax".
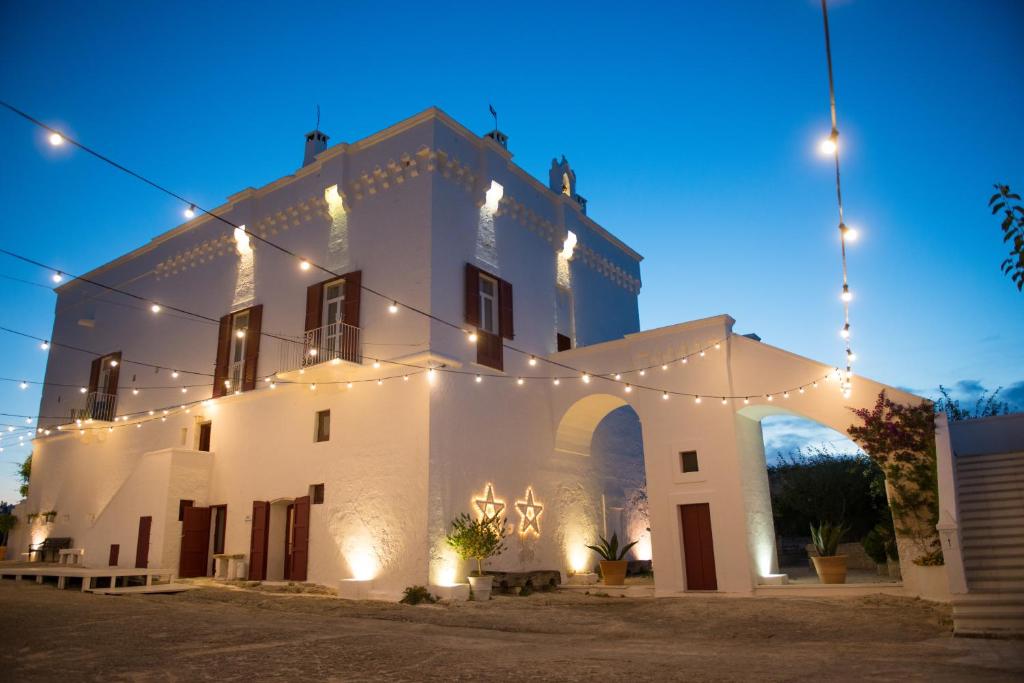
[
  {"xmin": 289, "ymin": 496, "xmax": 311, "ymax": 582},
  {"xmin": 135, "ymin": 516, "xmax": 152, "ymax": 569},
  {"xmin": 283, "ymin": 503, "xmax": 294, "ymax": 581},
  {"xmin": 680, "ymin": 503, "xmax": 718, "ymax": 591},
  {"xmin": 248, "ymin": 501, "xmax": 270, "ymax": 580},
  {"xmin": 179, "ymin": 506, "xmax": 212, "ymax": 578},
  {"xmin": 108, "ymin": 544, "xmax": 120, "ymax": 566}
]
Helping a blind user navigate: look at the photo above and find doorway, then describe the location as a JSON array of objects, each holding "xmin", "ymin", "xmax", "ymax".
[
  {"xmin": 261, "ymin": 497, "xmax": 310, "ymax": 582},
  {"xmin": 680, "ymin": 503, "xmax": 717, "ymax": 590},
  {"xmin": 135, "ymin": 516, "xmax": 152, "ymax": 569}
]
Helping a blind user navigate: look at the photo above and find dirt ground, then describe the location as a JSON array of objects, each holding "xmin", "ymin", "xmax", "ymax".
[{"xmin": 2, "ymin": 580, "xmax": 1022, "ymax": 682}]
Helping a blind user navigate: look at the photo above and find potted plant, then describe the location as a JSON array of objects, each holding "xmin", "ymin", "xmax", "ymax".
[
  {"xmin": 810, "ymin": 521, "xmax": 849, "ymax": 584},
  {"xmin": 445, "ymin": 512, "xmax": 506, "ymax": 601},
  {"xmin": 586, "ymin": 533, "xmax": 638, "ymax": 586}
]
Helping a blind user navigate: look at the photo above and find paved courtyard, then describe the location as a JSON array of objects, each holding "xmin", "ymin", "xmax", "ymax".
[{"xmin": 2, "ymin": 580, "xmax": 1022, "ymax": 681}]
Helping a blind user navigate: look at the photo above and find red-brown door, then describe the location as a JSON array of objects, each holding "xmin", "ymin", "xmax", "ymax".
[
  {"xmin": 283, "ymin": 503, "xmax": 294, "ymax": 581},
  {"xmin": 179, "ymin": 506, "xmax": 212, "ymax": 578},
  {"xmin": 680, "ymin": 503, "xmax": 718, "ymax": 591},
  {"xmin": 248, "ymin": 501, "xmax": 270, "ymax": 581},
  {"xmin": 289, "ymin": 496, "xmax": 311, "ymax": 582},
  {"xmin": 108, "ymin": 544, "xmax": 120, "ymax": 566},
  {"xmin": 135, "ymin": 516, "xmax": 152, "ymax": 569}
]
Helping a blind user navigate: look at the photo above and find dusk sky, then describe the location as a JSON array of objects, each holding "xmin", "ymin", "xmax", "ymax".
[{"xmin": 1, "ymin": 1, "xmax": 1021, "ymax": 500}]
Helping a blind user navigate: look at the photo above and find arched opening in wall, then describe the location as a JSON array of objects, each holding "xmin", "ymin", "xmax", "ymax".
[
  {"xmin": 554, "ymin": 394, "xmax": 649, "ymax": 577},
  {"xmin": 739, "ymin": 406, "xmax": 898, "ymax": 585}
]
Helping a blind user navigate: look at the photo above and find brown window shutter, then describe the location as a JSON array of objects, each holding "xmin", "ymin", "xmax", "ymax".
[
  {"xmin": 88, "ymin": 357, "xmax": 102, "ymax": 394},
  {"xmin": 305, "ymin": 281, "xmax": 324, "ymax": 332},
  {"xmin": 248, "ymin": 500, "xmax": 270, "ymax": 580},
  {"xmin": 499, "ymin": 279, "xmax": 514, "ymax": 339},
  {"xmin": 342, "ymin": 270, "xmax": 362, "ymax": 327},
  {"xmin": 477, "ymin": 330, "xmax": 504, "ymax": 371},
  {"xmin": 242, "ymin": 304, "xmax": 263, "ymax": 391},
  {"xmin": 212, "ymin": 314, "xmax": 232, "ymax": 398},
  {"xmin": 106, "ymin": 352, "xmax": 122, "ymax": 399},
  {"xmin": 135, "ymin": 516, "xmax": 152, "ymax": 569},
  {"xmin": 289, "ymin": 496, "xmax": 311, "ymax": 581},
  {"xmin": 465, "ymin": 263, "xmax": 481, "ymax": 327}
]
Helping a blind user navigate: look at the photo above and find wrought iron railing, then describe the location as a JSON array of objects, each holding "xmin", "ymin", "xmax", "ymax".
[
  {"xmin": 278, "ymin": 321, "xmax": 362, "ymax": 373},
  {"xmin": 70, "ymin": 391, "xmax": 118, "ymax": 422}
]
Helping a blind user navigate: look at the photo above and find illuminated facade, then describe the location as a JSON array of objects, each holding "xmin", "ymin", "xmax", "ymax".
[{"xmin": 11, "ymin": 108, "xmax": 945, "ymax": 600}]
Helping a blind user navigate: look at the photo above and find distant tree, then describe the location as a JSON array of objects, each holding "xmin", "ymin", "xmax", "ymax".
[
  {"xmin": 767, "ymin": 447, "xmax": 890, "ymax": 540},
  {"xmin": 0, "ymin": 501, "xmax": 16, "ymax": 547},
  {"xmin": 18, "ymin": 453, "xmax": 31, "ymax": 498},
  {"xmin": 989, "ymin": 183, "xmax": 1024, "ymax": 291},
  {"xmin": 934, "ymin": 385, "xmax": 1010, "ymax": 421}
]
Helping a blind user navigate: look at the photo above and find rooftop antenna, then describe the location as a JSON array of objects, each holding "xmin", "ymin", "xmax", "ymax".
[{"xmin": 488, "ymin": 103, "xmax": 498, "ymax": 132}]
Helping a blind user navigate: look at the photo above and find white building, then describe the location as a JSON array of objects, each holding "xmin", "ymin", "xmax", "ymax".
[{"xmin": 12, "ymin": 108, "xmax": 952, "ymax": 600}]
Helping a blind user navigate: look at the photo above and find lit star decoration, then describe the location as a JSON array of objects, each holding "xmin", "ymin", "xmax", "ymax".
[
  {"xmin": 474, "ymin": 483, "xmax": 505, "ymax": 521},
  {"xmin": 514, "ymin": 487, "xmax": 544, "ymax": 536}
]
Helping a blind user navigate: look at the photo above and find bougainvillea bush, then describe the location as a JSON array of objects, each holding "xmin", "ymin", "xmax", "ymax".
[{"xmin": 847, "ymin": 391, "xmax": 943, "ymax": 566}]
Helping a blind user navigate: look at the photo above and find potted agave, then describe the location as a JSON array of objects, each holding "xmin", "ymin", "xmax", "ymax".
[
  {"xmin": 445, "ymin": 512, "xmax": 507, "ymax": 601},
  {"xmin": 810, "ymin": 521, "xmax": 849, "ymax": 584},
  {"xmin": 586, "ymin": 533, "xmax": 638, "ymax": 586}
]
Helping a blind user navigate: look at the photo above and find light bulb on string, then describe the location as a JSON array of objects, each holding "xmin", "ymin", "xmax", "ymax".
[
  {"xmin": 372, "ymin": 360, "xmax": 381, "ymax": 369},
  {"xmin": 662, "ymin": 392, "xmax": 669, "ymax": 400},
  {"xmin": 388, "ymin": 301, "xmax": 399, "ymax": 314},
  {"xmin": 840, "ymin": 324, "xmax": 850, "ymax": 340},
  {"xmin": 743, "ymin": 397, "xmax": 750, "ymax": 404},
  {"xmin": 694, "ymin": 396, "xmax": 702, "ymax": 404},
  {"xmin": 639, "ymin": 369, "xmax": 645, "ymax": 376},
  {"xmin": 840, "ymin": 284, "xmax": 852, "ymax": 302},
  {"xmin": 79, "ymin": 387, "xmax": 87, "ymax": 394},
  {"xmin": 818, "ymin": 129, "xmax": 838, "ymax": 155},
  {"xmin": 48, "ymin": 132, "xmax": 65, "ymax": 147},
  {"xmin": 614, "ymin": 373, "xmax": 622, "ymax": 381},
  {"xmin": 184, "ymin": 204, "xmax": 196, "ymax": 219},
  {"xmin": 528, "ymin": 356, "xmax": 537, "ymax": 367},
  {"xmin": 475, "ymin": 375, "xmax": 482, "ymax": 383},
  {"xmin": 151, "ymin": 304, "xmax": 161, "ymax": 313},
  {"xmin": 624, "ymin": 384, "xmax": 632, "ymax": 393},
  {"xmin": 19, "ymin": 381, "xmax": 28, "ymax": 390},
  {"xmin": 40, "ymin": 340, "xmax": 49, "ymax": 350},
  {"xmin": 171, "ymin": 370, "xmax": 179, "ymax": 379},
  {"xmin": 552, "ymin": 378, "xmax": 560, "ymax": 386},
  {"xmin": 51, "ymin": 271, "xmax": 64, "ymax": 283},
  {"xmin": 517, "ymin": 377, "xmax": 524, "ymax": 386},
  {"xmin": 467, "ymin": 331, "xmax": 478, "ymax": 343},
  {"xmin": 299, "ymin": 260, "xmax": 311, "ymax": 271}
]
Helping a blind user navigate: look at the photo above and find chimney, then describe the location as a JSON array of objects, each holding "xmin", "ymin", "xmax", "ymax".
[
  {"xmin": 484, "ymin": 129, "xmax": 509, "ymax": 150},
  {"xmin": 302, "ymin": 130, "xmax": 329, "ymax": 167}
]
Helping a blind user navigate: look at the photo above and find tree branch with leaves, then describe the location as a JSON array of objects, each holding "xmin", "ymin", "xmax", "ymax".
[{"xmin": 989, "ymin": 184, "xmax": 1024, "ymax": 292}]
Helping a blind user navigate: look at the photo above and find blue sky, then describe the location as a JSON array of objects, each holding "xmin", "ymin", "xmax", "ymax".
[{"xmin": 1, "ymin": 1, "xmax": 1022, "ymax": 499}]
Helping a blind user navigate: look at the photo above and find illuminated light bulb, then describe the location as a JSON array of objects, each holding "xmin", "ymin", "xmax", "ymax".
[
  {"xmin": 181, "ymin": 387, "xmax": 187, "ymax": 393},
  {"xmin": 270, "ymin": 381, "xmax": 276, "ymax": 389},
  {"xmin": 49, "ymin": 132, "xmax": 65, "ymax": 146},
  {"xmin": 347, "ymin": 382, "xmax": 354, "ymax": 389},
  {"xmin": 813, "ymin": 381, "xmax": 819, "ymax": 389},
  {"xmin": 44, "ymin": 429, "xmax": 51, "ymax": 435},
  {"xmin": 299, "ymin": 260, "xmax": 311, "ymax": 271},
  {"xmin": 743, "ymin": 397, "xmax": 750, "ymax": 404},
  {"xmin": 40, "ymin": 340, "xmax": 49, "ymax": 350},
  {"xmin": 377, "ymin": 379, "xmax": 383, "ymax": 386},
  {"xmin": 37, "ymin": 427, "xmax": 42, "ymax": 433},
  {"xmin": 79, "ymin": 387, "xmax": 87, "ymax": 394},
  {"xmin": 223, "ymin": 380, "xmax": 230, "ymax": 388},
  {"xmin": 309, "ymin": 383, "xmax": 317, "ymax": 391},
  {"xmin": 298, "ymin": 369, "xmax": 305, "ymax": 375},
  {"xmin": 110, "ymin": 359, "xmax": 118, "ymax": 367},
  {"xmin": 840, "ymin": 324, "xmax": 850, "ymax": 339},
  {"xmin": 847, "ymin": 350, "xmax": 857, "ymax": 362},
  {"xmin": 529, "ymin": 356, "xmax": 537, "ymax": 367},
  {"xmin": 517, "ymin": 377, "xmax": 524, "ymax": 386},
  {"xmin": 721, "ymin": 398, "xmax": 728, "ymax": 405},
  {"xmin": 783, "ymin": 391, "xmax": 790, "ymax": 399},
  {"xmin": 553, "ymin": 378, "xmax": 560, "ymax": 386},
  {"xmin": 151, "ymin": 304, "xmax": 161, "ymax": 313},
  {"xmin": 148, "ymin": 410, "xmax": 155, "ymax": 416},
  {"xmin": 767, "ymin": 394, "xmax": 774, "ymax": 402},
  {"xmin": 639, "ymin": 369, "xmax": 646, "ymax": 377},
  {"xmin": 694, "ymin": 396, "xmax": 702, "ymax": 404},
  {"xmin": 161, "ymin": 417, "xmax": 167, "ymax": 422},
  {"xmin": 184, "ymin": 204, "xmax": 196, "ymax": 219},
  {"xmin": 475, "ymin": 374, "xmax": 483, "ymax": 383},
  {"xmin": 171, "ymin": 370, "xmax": 180, "ymax": 378},
  {"xmin": 614, "ymin": 373, "xmax": 622, "ymax": 381},
  {"xmin": 372, "ymin": 360, "xmax": 381, "ymax": 369},
  {"xmin": 235, "ymin": 329, "xmax": 246, "ymax": 339},
  {"xmin": 52, "ymin": 271, "xmax": 64, "ymax": 284},
  {"xmin": 136, "ymin": 423, "xmax": 141, "ymax": 429},
  {"xmin": 662, "ymin": 364, "xmax": 668, "ymax": 371},
  {"xmin": 403, "ymin": 375, "xmax": 409, "ymax": 381},
  {"xmin": 581, "ymin": 373, "xmax": 590, "ymax": 384},
  {"xmin": 388, "ymin": 301, "xmax": 399, "ymax": 314},
  {"xmin": 799, "ymin": 387, "xmax": 805, "ymax": 394},
  {"xmin": 624, "ymin": 384, "xmax": 632, "ymax": 393},
  {"xmin": 699, "ymin": 350, "xmax": 705, "ymax": 358},
  {"xmin": 7, "ymin": 426, "xmax": 13, "ymax": 432},
  {"xmin": 845, "ymin": 227, "xmax": 859, "ymax": 242},
  {"xmin": 108, "ymin": 427, "xmax": 113, "ymax": 433},
  {"xmin": 682, "ymin": 358, "xmax": 688, "ymax": 364},
  {"xmin": 467, "ymin": 331, "xmax": 478, "ymax": 343},
  {"xmin": 19, "ymin": 381, "xmax": 28, "ymax": 390},
  {"xmin": 309, "ymin": 348, "xmax": 318, "ymax": 357},
  {"xmin": 331, "ymin": 357, "xmax": 340, "ymax": 365},
  {"xmin": 840, "ymin": 285, "xmax": 852, "ymax": 302},
  {"xmin": 162, "ymin": 410, "xmax": 168, "ymax": 415},
  {"xmin": 715, "ymin": 343, "xmax": 721, "ymax": 350},
  {"xmin": 427, "ymin": 368, "xmax": 436, "ymax": 378},
  {"xmin": 662, "ymin": 392, "xmax": 669, "ymax": 400},
  {"xmin": 79, "ymin": 429, "xmax": 85, "ymax": 435},
  {"xmin": 819, "ymin": 130, "xmax": 838, "ymax": 155}
]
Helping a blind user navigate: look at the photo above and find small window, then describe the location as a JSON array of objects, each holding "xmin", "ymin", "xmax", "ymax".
[
  {"xmin": 310, "ymin": 483, "xmax": 325, "ymax": 504},
  {"xmin": 556, "ymin": 333, "xmax": 572, "ymax": 352},
  {"xmin": 479, "ymin": 274, "xmax": 498, "ymax": 334},
  {"xmin": 315, "ymin": 410, "xmax": 331, "ymax": 442},
  {"xmin": 212, "ymin": 506, "xmax": 227, "ymax": 554},
  {"xmin": 198, "ymin": 422, "xmax": 212, "ymax": 452},
  {"xmin": 178, "ymin": 499, "xmax": 194, "ymax": 522},
  {"xmin": 680, "ymin": 451, "xmax": 699, "ymax": 473}
]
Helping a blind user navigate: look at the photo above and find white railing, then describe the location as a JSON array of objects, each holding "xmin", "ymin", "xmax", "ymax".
[
  {"xmin": 278, "ymin": 321, "xmax": 362, "ymax": 373},
  {"xmin": 70, "ymin": 391, "xmax": 118, "ymax": 422}
]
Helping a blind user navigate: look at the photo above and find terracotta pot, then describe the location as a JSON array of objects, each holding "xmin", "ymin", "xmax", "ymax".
[
  {"xmin": 467, "ymin": 574, "xmax": 493, "ymax": 601},
  {"xmin": 811, "ymin": 555, "xmax": 848, "ymax": 584},
  {"xmin": 599, "ymin": 560, "xmax": 628, "ymax": 586}
]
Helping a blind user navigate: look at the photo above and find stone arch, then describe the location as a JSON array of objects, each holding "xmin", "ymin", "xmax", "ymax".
[{"xmin": 554, "ymin": 394, "xmax": 629, "ymax": 456}]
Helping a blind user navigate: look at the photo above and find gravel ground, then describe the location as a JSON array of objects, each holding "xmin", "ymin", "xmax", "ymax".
[{"xmin": 2, "ymin": 580, "xmax": 1022, "ymax": 682}]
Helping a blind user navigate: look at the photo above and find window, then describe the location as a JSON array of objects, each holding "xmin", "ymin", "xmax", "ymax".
[
  {"xmin": 197, "ymin": 422, "xmax": 212, "ymax": 452},
  {"xmin": 305, "ymin": 272, "xmax": 362, "ymax": 365},
  {"xmin": 229, "ymin": 310, "xmax": 249, "ymax": 390},
  {"xmin": 680, "ymin": 451, "xmax": 699, "ymax": 473},
  {"xmin": 556, "ymin": 286, "xmax": 575, "ymax": 348},
  {"xmin": 86, "ymin": 351, "xmax": 121, "ymax": 421},
  {"xmin": 178, "ymin": 499, "xmax": 194, "ymax": 522},
  {"xmin": 315, "ymin": 410, "xmax": 331, "ymax": 442},
  {"xmin": 310, "ymin": 483, "xmax": 325, "ymax": 504},
  {"xmin": 211, "ymin": 505, "xmax": 227, "ymax": 555},
  {"xmin": 479, "ymin": 274, "xmax": 498, "ymax": 334},
  {"xmin": 557, "ymin": 333, "xmax": 572, "ymax": 352}
]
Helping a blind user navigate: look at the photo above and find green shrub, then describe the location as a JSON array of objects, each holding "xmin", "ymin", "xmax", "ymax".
[
  {"xmin": 585, "ymin": 533, "xmax": 637, "ymax": 561},
  {"xmin": 399, "ymin": 585, "xmax": 436, "ymax": 605},
  {"xmin": 445, "ymin": 512, "xmax": 507, "ymax": 576}
]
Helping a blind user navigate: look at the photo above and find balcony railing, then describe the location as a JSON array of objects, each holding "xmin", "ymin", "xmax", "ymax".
[
  {"xmin": 70, "ymin": 391, "xmax": 118, "ymax": 422},
  {"xmin": 278, "ymin": 321, "xmax": 362, "ymax": 374}
]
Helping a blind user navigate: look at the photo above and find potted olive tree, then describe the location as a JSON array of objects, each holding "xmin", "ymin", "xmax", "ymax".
[
  {"xmin": 810, "ymin": 521, "xmax": 849, "ymax": 584},
  {"xmin": 445, "ymin": 512, "xmax": 506, "ymax": 601},
  {"xmin": 586, "ymin": 533, "xmax": 638, "ymax": 586}
]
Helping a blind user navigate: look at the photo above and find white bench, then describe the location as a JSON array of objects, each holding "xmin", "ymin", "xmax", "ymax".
[{"xmin": 58, "ymin": 548, "xmax": 85, "ymax": 566}]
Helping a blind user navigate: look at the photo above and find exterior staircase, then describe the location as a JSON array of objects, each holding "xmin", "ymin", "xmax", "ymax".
[{"xmin": 952, "ymin": 451, "xmax": 1024, "ymax": 637}]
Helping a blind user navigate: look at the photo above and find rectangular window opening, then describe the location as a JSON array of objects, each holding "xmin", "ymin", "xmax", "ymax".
[
  {"xmin": 680, "ymin": 450, "xmax": 699, "ymax": 473},
  {"xmin": 198, "ymin": 422, "xmax": 212, "ymax": 452},
  {"xmin": 310, "ymin": 483, "xmax": 325, "ymax": 504},
  {"xmin": 315, "ymin": 410, "xmax": 331, "ymax": 443},
  {"xmin": 479, "ymin": 274, "xmax": 498, "ymax": 334},
  {"xmin": 178, "ymin": 499, "xmax": 194, "ymax": 522}
]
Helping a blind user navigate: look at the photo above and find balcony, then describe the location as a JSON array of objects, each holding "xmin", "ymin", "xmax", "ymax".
[
  {"xmin": 70, "ymin": 391, "xmax": 118, "ymax": 422},
  {"xmin": 277, "ymin": 321, "xmax": 362, "ymax": 378}
]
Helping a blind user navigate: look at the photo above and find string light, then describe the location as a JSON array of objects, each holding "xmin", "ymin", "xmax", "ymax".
[
  {"xmin": 51, "ymin": 271, "xmax": 63, "ymax": 283},
  {"xmin": 840, "ymin": 284, "xmax": 852, "ymax": 302},
  {"xmin": 151, "ymin": 304, "xmax": 161, "ymax": 313},
  {"xmin": 662, "ymin": 392, "xmax": 669, "ymax": 400},
  {"xmin": 517, "ymin": 377, "xmax": 524, "ymax": 386},
  {"xmin": 184, "ymin": 204, "xmax": 196, "ymax": 219},
  {"xmin": 79, "ymin": 387, "xmax": 86, "ymax": 394},
  {"xmin": 743, "ymin": 397, "xmax": 750, "ymax": 404},
  {"xmin": 309, "ymin": 383, "xmax": 317, "ymax": 391},
  {"xmin": 624, "ymin": 384, "xmax": 632, "ymax": 393},
  {"xmin": 614, "ymin": 373, "xmax": 622, "ymax": 381},
  {"xmin": 48, "ymin": 132, "xmax": 64, "ymax": 147},
  {"xmin": 467, "ymin": 331, "xmax": 478, "ymax": 343},
  {"xmin": 529, "ymin": 356, "xmax": 537, "ymax": 366},
  {"xmin": 694, "ymin": 396, "xmax": 701, "ymax": 404},
  {"xmin": 171, "ymin": 370, "xmax": 180, "ymax": 378},
  {"xmin": 109, "ymin": 359, "xmax": 118, "ymax": 367},
  {"xmin": 372, "ymin": 360, "xmax": 381, "ymax": 369},
  {"xmin": 40, "ymin": 340, "xmax": 49, "ymax": 350},
  {"xmin": 552, "ymin": 378, "xmax": 560, "ymax": 386},
  {"xmin": 19, "ymin": 381, "xmax": 27, "ymax": 390},
  {"xmin": 721, "ymin": 398, "xmax": 727, "ymax": 405},
  {"xmin": 388, "ymin": 301, "xmax": 399, "ymax": 314},
  {"xmin": 299, "ymin": 260, "xmax": 311, "ymax": 271},
  {"xmin": 475, "ymin": 374, "xmax": 482, "ymax": 383},
  {"xmin": 581, "ymin": 373, "xmax": 590, "ymax": 384}
]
